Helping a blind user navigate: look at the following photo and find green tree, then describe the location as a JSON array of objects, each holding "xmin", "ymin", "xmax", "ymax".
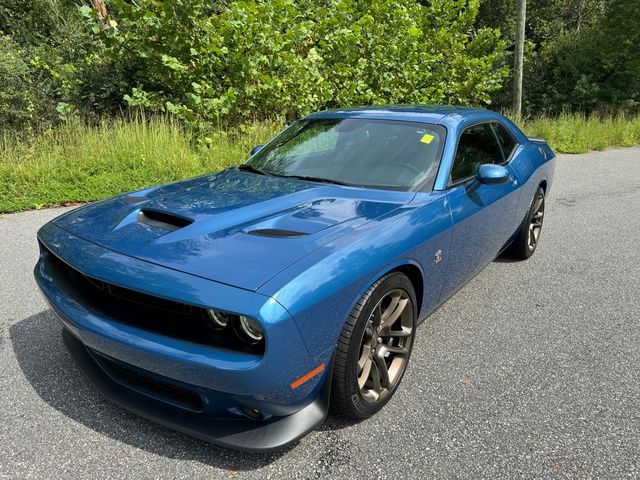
[
  {"xmin": 528, "ymin": 0, "xmax": 640, "ymax": 112},
  {"xmin": 476, "ymin": 0, "xmax": 608, "ymax": 113},
  {"xmin": 0, "ymin": 0, "xmax": 129, "ymax": 132},
  {"xmin": 100, "ymin": 0, "xmax": 508, "ymax": 131}
]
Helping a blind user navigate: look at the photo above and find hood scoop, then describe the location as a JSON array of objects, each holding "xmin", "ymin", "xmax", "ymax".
[
  {"xmin": 246, "ymin": 228, "xmax": 308, "ymax": 238},
  {"xmin": 137, "ymin": 209, "xmax": 193, "ymax": 232}
]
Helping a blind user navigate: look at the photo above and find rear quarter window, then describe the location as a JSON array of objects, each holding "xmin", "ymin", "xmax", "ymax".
[{"xmin": 492, "ymin": 122, "xmax": 518, "ymax": 161}]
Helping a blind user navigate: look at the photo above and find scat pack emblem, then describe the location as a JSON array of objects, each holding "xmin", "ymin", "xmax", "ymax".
[{"xmin": 434, "ymin": 250, "xmax": 443, "ymax": 264}]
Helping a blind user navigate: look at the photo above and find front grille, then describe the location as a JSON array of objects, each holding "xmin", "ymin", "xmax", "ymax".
[
  {"xmin": 93, "ymin": 351, "xmax": 203, "ymax": 411},
  {"xmin": 41, "ymin": 244, "xmax": 263, "ymax": 354},
  {"xmin": 86, "ymin": 277, "xmax": 193, "ymax": 315}
]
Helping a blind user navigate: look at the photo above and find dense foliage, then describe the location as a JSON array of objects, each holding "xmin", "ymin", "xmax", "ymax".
[
  {"xmin": 2, "ymin": 0, "xmax": 639, "ymax": 213},
  {"xmin": 528, "ymin": 0, "xmax": 640, "ymax": 113},
  {"xmin": 476, "ymin": 0, "xmax": 639, "ymax": 114},
  {"xmin": 1, "ymin": 0, "xmax": 508, "ymax": 133},
  {"xmin": 0, "ymin": 0, "xmax": 130, "ymax": 132},
  {"xmin": 98, "ymin": 0, "xmax": 507, "ymax": 131},
  {"xmin": 1, "ymin": 0, "xmax": 639, "ymax": 134}
]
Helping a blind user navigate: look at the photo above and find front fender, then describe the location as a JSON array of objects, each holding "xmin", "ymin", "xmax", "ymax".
[{"xmin": 259, "ymin": 192, "xmax": 453, "ymax": 356}]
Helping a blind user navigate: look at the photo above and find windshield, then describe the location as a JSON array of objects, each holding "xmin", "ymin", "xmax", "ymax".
[{"xmin": 246, "ymin": 118, "xmax": 446, "ymax": 191}]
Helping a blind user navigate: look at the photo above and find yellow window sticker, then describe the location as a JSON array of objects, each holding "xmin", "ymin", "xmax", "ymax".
[{"xmin": 420, "ymin": 133, "xmax": 435, "ymax": 144}]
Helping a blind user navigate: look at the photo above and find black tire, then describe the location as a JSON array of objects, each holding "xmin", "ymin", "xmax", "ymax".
[
  {"xmin": 506, "ymin": 186, "xmax": 546, "ymax": 260},
  {"xmin": 330, "ymin": 272, "xmax": 417, "ymax": 420}
]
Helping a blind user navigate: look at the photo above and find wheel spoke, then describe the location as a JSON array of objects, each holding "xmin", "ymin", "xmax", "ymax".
[
  {"xmin": 358, "ymin": 357, "xmax": 372, "ymax": 389},
  {"xmin": 533, "ymin": 197, "xmax": 543, "ymax": 213},
  {"xmin": 370, "ymin": 361, "xmax": 382, "ymax": 393},
  {"xmin": 384, "ymin": 327, "xmax": 412, "ymax": 338},
  {"xmin": 382, "ymin": 344, "xmax": 409, "ymax": 355},
  {"xmin": 370, "ymin": 304, "xmax": 382, "ymax": 329},
  {"xmin": 382, "ymin": 294, "xmax": 400, "ymax": 320},
  {"xmin": 358, "ymin": 344, "xmax": 371, "ymax": 370},
  {"xmin": 379, "ymin": 296, "xmax": 408, "ymax": 333},
  {"xmin": 374, "ymin": 350, "xmax": 391, "ymax": 388},
  {"xmin": 529, "ymin": 224, "xmax": 536, "ymax": 247}
]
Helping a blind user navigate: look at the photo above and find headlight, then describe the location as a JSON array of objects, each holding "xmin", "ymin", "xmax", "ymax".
[
  {"xmin": 205, "ymin": 309, "xmax": 232, "ymax": 330},
  {"xmin": 235, "ymin": 315, "xmax": 264, "ymax": 344},
  {"xmin": 205, "ymin": 310, "xmax": 264, "ymax": 345}
]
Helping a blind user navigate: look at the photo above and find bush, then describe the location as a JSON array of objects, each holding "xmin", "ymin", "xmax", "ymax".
[
  {"xmin": 101, "ymin": 0, "xmax": 508, "ymax": 130},
  {"xmin": 0, "ymin": 0, "xmax": 130, "ymax": 133},
  {"xmin": 0, "ymin": 36, "xmax": 54, "ymax": 131},
  {"xmin": 524, "ymin": 0, "xmax": 640, "ymax": 114}
]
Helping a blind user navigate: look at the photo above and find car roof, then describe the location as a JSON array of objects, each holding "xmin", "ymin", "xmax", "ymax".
[{"xmin": 305, "ymin": 105, "xmax": 493, "ymax": 124}]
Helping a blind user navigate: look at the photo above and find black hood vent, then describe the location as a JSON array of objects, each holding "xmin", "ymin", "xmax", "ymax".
[
  {"xmin": 246, "ymin": 228, "xmax": 307, "ymax": 238},
  {"xmin": 137, "ymin": 209, "xmax": 193, "ymax": 231}
]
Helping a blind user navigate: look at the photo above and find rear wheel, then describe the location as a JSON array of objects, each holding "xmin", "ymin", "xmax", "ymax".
[
  {"xmin": 506, "ymin": 186, "xmax": 545, "ymax": 260},
  {"xmin": 331, "ymin": 272, "xmax": 416, "ymax": 419}
]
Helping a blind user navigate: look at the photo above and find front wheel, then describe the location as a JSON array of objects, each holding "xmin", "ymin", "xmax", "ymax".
[
  {"xmin": 330, "ymin": 272, "xmax": 416, "ymax": 419},
  {"xmin": 506, "ymin": 186, "xmax": 546, "ymax": 260}
]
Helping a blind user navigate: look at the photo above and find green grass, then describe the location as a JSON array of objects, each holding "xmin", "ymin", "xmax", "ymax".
[
  {"xmin": 520, "ymin": 113, "xmax": 640, "ymax": 154},
  {"xmin": 1, "ymin": 113, "xmax": 639, "ymax": 213},
  {"xmin": 0, "ymin": 117, "xmax": 280, "ymax": 212}
]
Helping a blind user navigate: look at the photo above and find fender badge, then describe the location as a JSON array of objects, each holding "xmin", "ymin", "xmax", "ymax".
[
  {"xmin": 434, "ymin": 250, "xmax": 443, "ymax": 264},
  {"xmin": 539, "ymin": 147, "xmax": 547, "ymax": 160}
]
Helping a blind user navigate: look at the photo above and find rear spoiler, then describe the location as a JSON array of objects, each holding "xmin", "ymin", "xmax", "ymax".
[{"xmin": 528, "ymin": 136, "xmax": 555, "ymax": 160}]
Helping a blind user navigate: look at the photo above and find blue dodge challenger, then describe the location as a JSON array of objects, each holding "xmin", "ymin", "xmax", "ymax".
[{"xmin": 35, "ymin": 106, "xmax": 555, "ymax": 451}]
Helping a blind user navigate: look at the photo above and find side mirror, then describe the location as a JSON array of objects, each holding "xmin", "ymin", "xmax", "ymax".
[
  {"xmin": 476, "ymin": 163, "xmax": 511, "ymax": 185},
  {"xmin": 250, "ymin": 145, "xmax": 264, "ymax": 156}
]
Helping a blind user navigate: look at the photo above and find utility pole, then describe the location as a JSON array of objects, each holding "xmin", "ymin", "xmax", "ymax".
[{"xmin": 512, "ymin": 0, "xmax": 526, "ymax": 117}]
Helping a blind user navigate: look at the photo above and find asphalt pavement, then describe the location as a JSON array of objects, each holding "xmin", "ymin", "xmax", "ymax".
[{"xmin": 1, "ymin": 147, "xmax": 639, "ymax": 479}]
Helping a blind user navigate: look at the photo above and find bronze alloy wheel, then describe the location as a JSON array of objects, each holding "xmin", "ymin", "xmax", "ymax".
[
  {"xmin": 506, "ymin": 186, "xmax": 546, "ymax": 260},
  {"xmin": 527, "ymin": 193, "xmax": 545, "ymax": 251},
  {"xmin": 331, "ymin": 271, "xmax": 416, "ymax": 419},
  {"xmin": 356, "ymin": 288, "xmax": 414, "ymax": 404}
]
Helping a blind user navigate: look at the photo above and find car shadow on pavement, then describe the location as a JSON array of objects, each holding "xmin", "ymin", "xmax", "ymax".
[
  {"xmin": 492, "ymin": 253, "xmax": 520, "ymax": 263},
  {"xmin": 10, "ymin": 310, "xmax": 295, "ymax": 471}
]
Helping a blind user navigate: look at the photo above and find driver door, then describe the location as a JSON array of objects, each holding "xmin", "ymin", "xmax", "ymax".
[{"xmin": 441, "ymin": 123, "xmax": 520, "ymax": 298}]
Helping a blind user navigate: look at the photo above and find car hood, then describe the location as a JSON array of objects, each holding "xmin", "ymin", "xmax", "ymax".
[{"xmin": 54, "ymin": 169, "xmax": 414, "ymax": 291}]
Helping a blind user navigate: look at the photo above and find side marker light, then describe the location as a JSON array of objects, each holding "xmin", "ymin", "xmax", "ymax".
[{"xmin": 290, "ymin": 364, "xmax": 326, "ymax": 389}]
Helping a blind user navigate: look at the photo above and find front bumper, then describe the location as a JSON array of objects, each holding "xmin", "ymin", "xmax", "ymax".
[
  {"xmin": 35, "ymin": 222, "xmax": 332, "ymax": 451},
  {"xmin": 61, "ymin": 328, "xmax": 330, "ymax": 452}
]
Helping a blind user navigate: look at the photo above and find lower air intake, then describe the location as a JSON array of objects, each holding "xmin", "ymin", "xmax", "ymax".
[{"xmin": 92, "ymin": 351, "xmax": 204, "ymax": 411}]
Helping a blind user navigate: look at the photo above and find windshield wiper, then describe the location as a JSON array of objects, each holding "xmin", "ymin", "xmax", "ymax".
[
  {"xmin": 238, "ymin": 165, "xmax": 352, "ymax": 186},
  {"xmin": 238, "ymin": 164, "xmax": 270, "ymax": 176},
  {"xmin": 282, "ymin": 174, "xmax": 353, "ymax": 187}
]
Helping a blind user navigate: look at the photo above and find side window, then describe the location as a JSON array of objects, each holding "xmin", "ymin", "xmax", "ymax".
[
  {"xmin": 450, "ymin": 123, "xmax": 503, "ymax": 184},
  {"xmin": 492, "ymin": 122, "xmax": 518, "ymax": 161}
]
